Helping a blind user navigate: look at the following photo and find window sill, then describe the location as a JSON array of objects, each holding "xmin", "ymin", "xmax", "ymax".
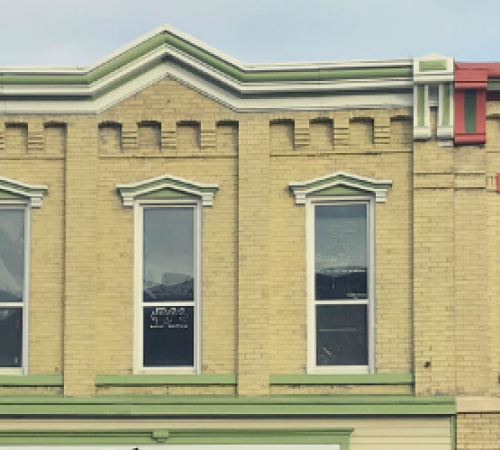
[
  {"xmin": 96, "ymin": 374, "xmax": 237, "ymax": 386},
  {"xmin": 270, "ymin": 373, "xmax": 414, "ymax": 385},
  {"xmin": 0, "ymin": 374, "xmax": 63, "ymax": 387}
]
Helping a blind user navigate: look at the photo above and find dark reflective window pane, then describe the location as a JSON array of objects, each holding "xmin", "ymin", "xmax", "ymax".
[
  {"xmin": 143, "ymin": 208, "xmax": 194, "ymax": 302},
  {"xmin": 143, "ymin": 306, "xmax": 194, "ymax": 367},
  {"xmin": 315, "ymin": 204, "xmax": 367, "ymax": 300},
  {"xmin": 316, "ymin": 304, "xmax": 367, "ymax": 366},
  {"xmin": 0, "ymin": 210, "xmax": 24, "ymax": 303},
  {"xmin": 0, "ymin": 308, "xmax": 22, "ymax": 367}
]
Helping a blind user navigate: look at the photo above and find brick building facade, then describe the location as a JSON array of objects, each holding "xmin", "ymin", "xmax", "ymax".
[{"xmin": 0, "ymin": 25, "xmax": 499, "ymax": 449}]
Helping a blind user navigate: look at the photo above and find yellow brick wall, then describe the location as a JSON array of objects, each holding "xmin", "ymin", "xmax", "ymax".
[
  {"xmin": 458, "ymin": 414, "xmax": 500, "ymax": 449},
  {"xmin": 1, "ymin": 78, "xmax": 500, "ymax": 405},
  {"xmin": 269, "ymin": 110, "xmax": 413, "ymax": 376},
  {"xmin": 0, "ymin": 149, "xmax": 64, "ymax": 377}
]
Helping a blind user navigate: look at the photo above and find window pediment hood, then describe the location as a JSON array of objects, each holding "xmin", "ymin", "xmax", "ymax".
[
  {"xmin": 116, "ymin": 174, "xmax": 219, "ymax": 207},
  {"xmin": 289, "ymin": 172, "xmax": 393, "ymax": 204},
  {"xmin": 0, "ymin": 176, "xmax": 48, "ymax": 207}
]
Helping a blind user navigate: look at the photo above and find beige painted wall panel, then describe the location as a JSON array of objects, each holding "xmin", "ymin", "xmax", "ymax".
[{"xmin": 0, "ymin": 417, "xmax": 452, "ymax": 449}]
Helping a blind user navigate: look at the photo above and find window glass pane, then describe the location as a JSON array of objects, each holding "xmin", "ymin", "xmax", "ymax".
[
  {"xmin": 0, "ymin": 209, "xmax": 24, "ymax": 303},
  {"xmin": 0, "ymin": 308, "xmax": 22, "ymax": 367},
  {"xmin": 143, "ymin": 207, "xmax": 194, "ymax": 302},
  {"xmin": 315, "ymin": 204, "xmax": 367, "ymax": 300},
  {"xmin": 143, "ymin": 306, "xmax": 194, "ymax": 367},
  {"xmin": 316, "ymin": 304, "xmax": 367, "ymax": 366}
]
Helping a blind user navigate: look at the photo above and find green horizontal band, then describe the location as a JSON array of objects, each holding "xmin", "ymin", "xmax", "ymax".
[
  {"xmin": 96, "ymin": 374, "xmax": 237, "ymax": 386},
  {"xmin": 0, "ymin": 395, "xmax": 456, "ymax": 416},
  {"xmin": 0, "ymin": 427, "xmax": 354, "ymax": 446},
  {"xmin": 0, "ymin": 375, "xmax": 62, "ymax": 386},
  {"xmin": 270, "ymin": 373, "xmax": 414, "ymax": 385}
]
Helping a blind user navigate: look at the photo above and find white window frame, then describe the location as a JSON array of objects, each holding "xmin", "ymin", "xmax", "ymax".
[
  {"xmin": 0, "ymin": 200, "xmax": 31, "ymax": 375},
  {"xmin": 133, "ymin": 199, "xmax": 202, "ymax": 375},
  {"xmin": 306, "ymin": 195, "xmax": 375, "ymax": 374}
]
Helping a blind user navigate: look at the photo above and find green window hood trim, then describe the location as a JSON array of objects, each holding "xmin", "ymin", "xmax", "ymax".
[
  {"xmin": 0, "ymin": 428, "xmax": 354, "ymax": 448},
  {"xmin": 116, "ymin": 174, "xmax": 219, "ymax": 208},
  {"xmin": 0, "ymin": 395, "xmax": 456, "ymax": 416}
]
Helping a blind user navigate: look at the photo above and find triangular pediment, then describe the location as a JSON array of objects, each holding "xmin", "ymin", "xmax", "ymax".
[
  {"xmin": 289, "ymin": 172, "xmax": 392, "ymax": 204},
  {"xmin": 0, "ymin": 176, "xmax": 47, "ymax": 208},
  {"xmin": 116, "ymin": 174, "xmax": 219, "ymax": 207}
]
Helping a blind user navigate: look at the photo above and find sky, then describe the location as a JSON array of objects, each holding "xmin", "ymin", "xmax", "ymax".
[{"xmin": 0, "ymin": 0, "xmax": 499, "ymax": 67}]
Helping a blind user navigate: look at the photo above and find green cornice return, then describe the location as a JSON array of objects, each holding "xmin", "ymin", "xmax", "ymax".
[
  {"xmin": 96, "ymin": 374, "xmax": 237, "ymax": 386},
  {"xmin": 270, "ymin": 373, "xmax": 414, "ymax": 385}
]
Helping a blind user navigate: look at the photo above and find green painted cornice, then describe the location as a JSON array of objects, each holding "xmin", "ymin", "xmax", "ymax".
[
  {"xmin": 0, "ymin": 428, "xmax": 354, "ymax": 447},
  {"xmin": 116, "ymin": 174, "xmax": 219, "ymax": 207},
  {"xmin": 0, "ymin": 176, "xmax": 48, "ymax": 208},
  {"xmin": 0, "ymin": 375, "xmax": 62, "ymax": 386},
  {"xmin": 0, "ymin": 27, "xmax": 412, "ymax": 89},
  {"xmin": 0, "ymin": 395, "xmax": 456, "ymax": 416},
  {"xmin": 270, "ymin": 373, "xmax": 414, "ymax": 385},
  {"xmin": 96, "ymin": 374, "xmax": 237, "ymax": 385},
  {"xmin": 289, "ymin": 171, "xmax": 393, "ymax": 204}
]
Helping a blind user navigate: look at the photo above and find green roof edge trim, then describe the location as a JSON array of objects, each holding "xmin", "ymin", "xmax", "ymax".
[
  {"xmin": 0, "ymin": 375, "xmax": 62, "ymax": 387},
  {"xmin": 96, "ymin": 374, "xmax": 237, "ymax": 386},
  {"xmin": 0, "ymin": 395, "xmax": 456, "ymax": 416},
  {"xmin": 270, "ymin": 373, "xmax": 414, "ymax": 385},
  {"xmin": 116, "ymin": 174, "xmax": 219, "ymax": 208},
  {"xmin": 0, "ymin": 428, "xmax": 354, "ymax": 447},
  {"xmin": 0, "ymin": 29, "xmax": 413, "ymax": 88}
]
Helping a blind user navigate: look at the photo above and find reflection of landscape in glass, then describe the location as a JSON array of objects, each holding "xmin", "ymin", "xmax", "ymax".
[
  {"xmin": 315, "ymin": 204, "xmax": 367, "ymax": 300},
  {"xmin": 0, "ymin": 210, "xmax": 24, "ymax": 303},
  {"xmin": 143, "ymin": 207, "xmax": 194, "ymax": 302}
]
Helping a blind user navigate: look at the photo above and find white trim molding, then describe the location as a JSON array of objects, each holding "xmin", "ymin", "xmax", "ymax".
[
  {"xmin": 304, "ymin": 196, "xmax": 376, "ymax": 374},
  {"xmin": 289, "ymin": 172, "xmax": 393, "ymax": 205},
  {"xmin": 0, "ymin": 176, "xmax": 48, "ymax": 208},
  {"xmin": 116, "ymin": 174, "xmax": 219, "ymax": 208}
]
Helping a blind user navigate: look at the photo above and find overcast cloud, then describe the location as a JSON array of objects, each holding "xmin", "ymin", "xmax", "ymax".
[{"xmin": 0, "ymin": 0, "xmax": 499, "ymax": 66}]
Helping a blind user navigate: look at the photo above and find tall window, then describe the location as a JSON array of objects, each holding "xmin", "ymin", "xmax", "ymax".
[
  {"xmin": 308, "ymin": 199, "xmax": 374, "ymax": 373},
  {"xmin": 0, "ymin": 207, "xmax": 29, "ymax": 373},
  {"xmin": 135, "ymin": 202, "xmax": 200, "ymax": 373}
]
